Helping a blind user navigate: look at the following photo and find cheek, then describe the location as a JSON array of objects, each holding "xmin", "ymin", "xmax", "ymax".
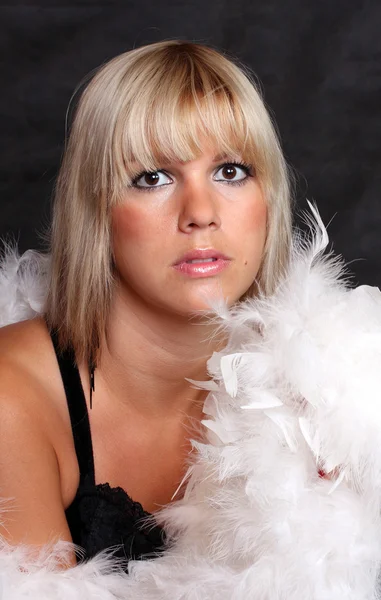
[
  {"xmin": 232, "ymin": 194, "xmax": 268, "ymax": 292},
  {"xmin": 233, "ymin": 191, "xmax": 268, "ymax": 257},
  {"xmin": 111, "ymin": 205, "xmax": 156, "ymax": 278},
  {"xmin": 245, "ymin": 196, "xmax": 267, "ymax": 235},
  {"xmin": 112, "ymin": 205, "xmax": 150, "ymax": 246},
  {"xmin": 112, "ymin": 203, "xmax": 170, "ymax": 258}
]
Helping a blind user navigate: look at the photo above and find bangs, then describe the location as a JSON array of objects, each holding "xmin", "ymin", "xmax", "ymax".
[{"xmin": 107, "ymin": 49, "xmax": 268, "ymax": 202}]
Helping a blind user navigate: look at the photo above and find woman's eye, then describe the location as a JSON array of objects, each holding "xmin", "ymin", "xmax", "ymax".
[
  {"xmin": 213, "ymin": 163, "xmax": 250, "ymax": 183},
  {"xmin": 133, "ymin": 171, "xmax": 172, "ymax": 189}
]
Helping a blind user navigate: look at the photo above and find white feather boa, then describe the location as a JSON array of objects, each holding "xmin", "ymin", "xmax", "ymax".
[{"xmin": 1, "ymin": 207, "xmax": 381, "ymax": 599}]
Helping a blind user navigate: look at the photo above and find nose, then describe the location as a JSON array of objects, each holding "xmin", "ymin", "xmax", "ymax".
[{"xmin": 177, "ymin": 180, "xmax": 222, "ymax": 233}]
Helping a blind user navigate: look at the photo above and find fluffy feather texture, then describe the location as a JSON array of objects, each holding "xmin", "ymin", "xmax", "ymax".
[
  {"xmin": 0, "ymin": 243, "xmax": 49, "ymax": 327},
  {"xmin": 1, "ymin": 206, "xmax": 381, "ymax": 599}
]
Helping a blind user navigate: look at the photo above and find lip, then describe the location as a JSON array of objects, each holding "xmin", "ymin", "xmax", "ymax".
[{"xmin": 173, "ymin": 248, "xmax": 231, "ymax": 278}]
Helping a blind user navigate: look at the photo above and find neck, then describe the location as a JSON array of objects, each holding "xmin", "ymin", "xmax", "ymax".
[{"xmin": 95, "ymin": 284, "xmax": 225, "ymax": 419}]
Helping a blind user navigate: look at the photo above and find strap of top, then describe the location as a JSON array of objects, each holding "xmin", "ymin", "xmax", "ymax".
[{"xmin": 49, "ymin": 328, "xmax": 96, "ymax": 486}]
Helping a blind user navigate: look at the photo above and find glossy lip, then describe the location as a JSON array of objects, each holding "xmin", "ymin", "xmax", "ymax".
[
  {"xmin": 173, "ymin": 248, "xmax": 231, "ymax": 265},
  {"xmin": 173, "ymin": 248, "xmax": 232, "ymax": 278}
]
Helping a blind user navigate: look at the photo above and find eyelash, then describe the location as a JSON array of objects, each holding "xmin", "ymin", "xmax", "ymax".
[{"xmin": 130, "ymin": 161, "xmax": 254, "ymax": 192}]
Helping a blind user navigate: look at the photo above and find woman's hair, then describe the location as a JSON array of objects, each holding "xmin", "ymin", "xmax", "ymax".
[{"xmin": 45, "ymin": 39, "xmax": 293, "ymax": 367}]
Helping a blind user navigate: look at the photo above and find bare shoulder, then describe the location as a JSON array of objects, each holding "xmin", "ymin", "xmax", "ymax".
[
  {"xmin": 0, "ymin": 316, "xmax": 56, "ymax": 383},
  {"xmin": 0, "ymin": 317, "xmax": 65, "ymax": 416},
  {"xmin": 0, "ymin": 317, "xmax": 65, "ymax": 432},
  {"xmin": 0, "ymin": 317, "xmax": 79, "ymax": 509}
]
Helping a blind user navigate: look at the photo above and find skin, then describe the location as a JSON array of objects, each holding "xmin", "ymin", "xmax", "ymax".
[
  {"xmin": 91, "ymin": 141, "xmax": 267, "ymax": 510},
  {"xmin": 111, "ymin": 143, "xmax": 267, "ymax": 318},
  {"xmin": 95, "ymin": 141, "xmax": 267, "ymax": 420},
  {"xmin": 0, "ymin": 140, "xmax": 267, "ymax": 559}
]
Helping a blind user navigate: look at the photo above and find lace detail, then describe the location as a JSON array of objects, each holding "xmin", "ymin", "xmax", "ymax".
[{"xmin": 66, "ymin": 474, "xmax": 166, "ymax": 568}]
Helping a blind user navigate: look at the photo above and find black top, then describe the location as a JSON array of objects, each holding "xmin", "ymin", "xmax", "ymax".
[{"xmin": 49, "ymin": 328, "xmax": 165, "ymax": 568}]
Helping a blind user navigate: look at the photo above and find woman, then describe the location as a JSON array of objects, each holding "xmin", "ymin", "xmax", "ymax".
[
  {"xmin": 2, "ymin": 40, "xmax": 380, "ymax": 600},
  {"xmin": 0, "ymin": 40, "xmax": 291, "ymax": 565}
]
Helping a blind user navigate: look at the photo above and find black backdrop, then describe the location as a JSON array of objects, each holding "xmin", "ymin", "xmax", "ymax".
[{"xmin": 1, "ymin": 1, "xmax": 380, "ymax": 285}]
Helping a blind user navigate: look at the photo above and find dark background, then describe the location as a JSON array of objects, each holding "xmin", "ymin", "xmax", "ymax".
[{"xmin": 1, "ymin": 1, "xmax": 380, "ymax": 285}]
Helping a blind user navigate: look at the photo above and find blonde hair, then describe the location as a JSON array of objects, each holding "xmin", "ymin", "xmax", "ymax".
[{"xmin": 45, "ymin": 40, "xmax": 292, "ymax": 367}]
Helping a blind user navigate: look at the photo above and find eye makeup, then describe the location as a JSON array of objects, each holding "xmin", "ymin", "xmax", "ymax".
[{"xmin": 129, "ymin": 161, "xmax": 255, "ymax": 192}]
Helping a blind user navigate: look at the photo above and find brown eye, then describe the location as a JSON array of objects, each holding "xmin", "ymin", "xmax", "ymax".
[
  {"xmin": 221, "ymin": 165, "xmax": 237, "ymax": 180},
  {"xmin": 143, "ymin": 173, "xmax": 160, "ymax": 186},
  {"xmin": 213, "ymin": 162, "xmax": 251, "ymax": 184},
  {"xmin": 133, "ymin": 170, "xmax": 172, "ymax": 189}
]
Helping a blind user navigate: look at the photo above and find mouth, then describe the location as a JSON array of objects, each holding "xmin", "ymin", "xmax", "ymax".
[
  {"xmin": 186, "ymin": 257, "xmax": 218, "ymax": 264},
  {"xmin": 173, "ymin": 249, "xmax": 231, "ymax": 278},
  {"xmin": 174, "ymin": 248, "xmax": 231, "ymax": 264}
]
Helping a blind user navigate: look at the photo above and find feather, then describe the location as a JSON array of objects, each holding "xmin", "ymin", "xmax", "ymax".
[
  {"xmin": 2, "ymin": 207, "xmax": 381, "ymax": 598},
  {"xmin": 0, "ymin": 242, "xmax": 49, "ymax": 327}
]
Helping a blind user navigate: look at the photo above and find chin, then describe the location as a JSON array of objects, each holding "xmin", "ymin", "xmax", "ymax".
[{"xmin": 169, "ymin": 284, "xmax": 250, "ymax": 317}]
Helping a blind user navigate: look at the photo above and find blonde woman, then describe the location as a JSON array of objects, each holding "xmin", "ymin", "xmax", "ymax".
[
  {"xmin": 2, "ymin": 40, "xmax": 380, "ymax": 599},
  {"xmin": 0, "ymin": 40, "xmax": 291, "ymax": 565}
]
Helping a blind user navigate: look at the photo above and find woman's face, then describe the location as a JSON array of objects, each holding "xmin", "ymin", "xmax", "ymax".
[{"xmin": 111, "ymin": 141, "xmax": 267, "ymax": 317}]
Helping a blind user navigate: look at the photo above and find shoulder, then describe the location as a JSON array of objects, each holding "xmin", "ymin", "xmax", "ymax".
[
  {"xmin": 0, "ymin": 317, "xmax": 65, "ymax": 429},
  {"xmin": 0, "ymin": 316, "xmax": 54, "ymax": 378},
  {"xmin": 0, "ymin": 317, "xmax": 79, "ymax": 508}
]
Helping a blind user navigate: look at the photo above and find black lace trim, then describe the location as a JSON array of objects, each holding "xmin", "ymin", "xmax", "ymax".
[{"xmin": 66, "ymin": 475, "xmax": 166, "ymax": 568}]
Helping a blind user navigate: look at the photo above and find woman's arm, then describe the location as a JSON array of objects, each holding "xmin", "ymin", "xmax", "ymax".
[
  {"xmin": 0, "ymin": 366, "xmax": 76, "ymax": 566},
  {"xmin": 0, "ymin": 362, "xmax": 134, "ymax": 598}
]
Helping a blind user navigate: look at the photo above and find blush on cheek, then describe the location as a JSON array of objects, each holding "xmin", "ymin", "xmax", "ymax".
[
  {"xmin": 240, "ymin": 197, "xmax": 267, "ymax": 274},
  {"xmin": 241, "ymin": 195, "xmax": 267, "ymax": 244},
  {"xmin": 249, "ymin": 194, "xmax": 267, "ymax": 226},
  {"xmin": 112, "ymin": 205, "xmax": 148, "ymax": 240},
  {"xmin": 112, "ymin": 202, "xmax": 170, "ymax": 244}
]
